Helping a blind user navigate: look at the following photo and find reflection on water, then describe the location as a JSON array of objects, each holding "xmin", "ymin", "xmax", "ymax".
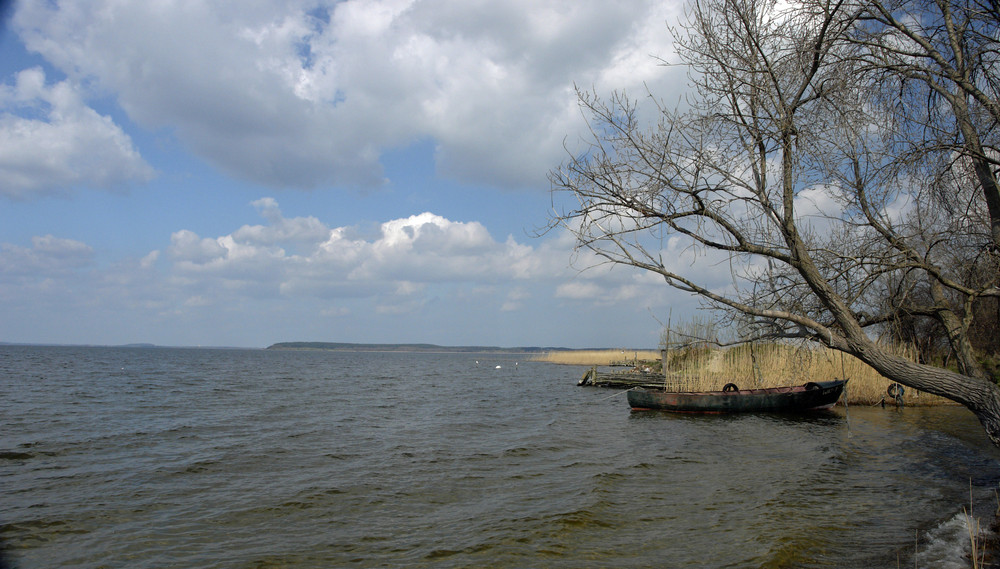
[{"xmin": 1, "ymin": 346, "xmax": 998, "ymax": 568}]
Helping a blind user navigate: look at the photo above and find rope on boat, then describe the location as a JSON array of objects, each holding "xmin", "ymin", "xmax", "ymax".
[
  {"xmin": 599, "ymin": 387, "xmax": 636, "ymax": 401},
  {"xmin": 840, "ymin": 351, "xmax": 852, "ymax": 439},
  {"xmin": 842, "ymin": 379, "xmax": 852, "ymax": 439}
]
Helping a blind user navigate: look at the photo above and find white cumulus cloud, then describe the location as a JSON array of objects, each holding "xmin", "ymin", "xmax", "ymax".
[
  {"xmin": 0, "ymin": 68, "xmax": 155, "ymax": 199},
  {"xmin": 0, "ymin": 199, "xmax": 718, "ymax": 346}
]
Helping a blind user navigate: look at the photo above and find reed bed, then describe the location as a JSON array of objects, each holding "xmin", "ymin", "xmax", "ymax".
[
  {"xmin": 537, "ymin": 344, "xmax": 953, "ymax": 406},
  {"xmin": 667, "ymin": 343, "xmax": 952, "ymax": 406},
  {"xmin": 531, "ymin": 349, "xmax": 661, "ymax": 366}
]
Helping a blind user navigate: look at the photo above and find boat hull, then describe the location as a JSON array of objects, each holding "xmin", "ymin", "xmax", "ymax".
[{"xmin": 627, "ymin": 380, "xmax": 847, "ymax": 413}]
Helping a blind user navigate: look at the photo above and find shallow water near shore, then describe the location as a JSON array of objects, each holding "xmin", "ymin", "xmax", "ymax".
[{"xmin": 2, "ymin": 345, "xmax": 1000, "ymax": 568}]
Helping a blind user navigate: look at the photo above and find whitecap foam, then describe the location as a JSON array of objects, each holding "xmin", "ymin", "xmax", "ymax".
[{"xmin": 915, "ymin": 509, "xmax": 985, "ymax": 569}]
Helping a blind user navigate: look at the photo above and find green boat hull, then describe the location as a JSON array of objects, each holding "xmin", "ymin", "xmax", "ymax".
[{"xmin": 627, "ymin": 380, "xmax": 847, "ymax": 413}]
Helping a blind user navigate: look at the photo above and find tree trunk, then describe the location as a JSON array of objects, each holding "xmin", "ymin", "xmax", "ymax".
[
  {"xmin": 971, "ymin": 154, "xmax": 1000, "ymax": 252},
  {"xmin": 853, "ymin": 337, "xmax": 1000, "ymax": 445},
  {"xmin": 928, "ymin": 274, "xmax": 991, "ymax": 381},
  {"xmin": 952, "ymin": 95, "xmax": 1000, "ymax": 252}
]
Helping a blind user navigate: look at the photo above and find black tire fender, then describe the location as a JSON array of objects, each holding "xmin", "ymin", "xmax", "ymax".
[{"xmin": 722, "ymin": 383, "xmax": 739, "ymax": 392}]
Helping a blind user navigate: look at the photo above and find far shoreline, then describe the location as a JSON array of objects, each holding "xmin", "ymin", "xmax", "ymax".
[{"xmin": 265, "ymin": 341, "xmax": 652, "ymax": 356}]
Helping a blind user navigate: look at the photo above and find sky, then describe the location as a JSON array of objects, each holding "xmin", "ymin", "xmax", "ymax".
[{"xmin": 0, "ymin": 0, "xmax": 717, "ymax": 349}]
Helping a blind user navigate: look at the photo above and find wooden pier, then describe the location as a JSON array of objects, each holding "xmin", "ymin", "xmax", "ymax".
[
  {"xmin": 577, "ymin": 366, "xmax": 668, "ymax": 389},
  {"xmin": 578, "ymin": 349, "xmax": 670, "ymax": 389}
]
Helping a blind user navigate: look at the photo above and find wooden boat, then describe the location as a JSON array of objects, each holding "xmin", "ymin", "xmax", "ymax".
[{"xmin": 627, "ymin": 379, "xmax": 847, "ymax": 413}]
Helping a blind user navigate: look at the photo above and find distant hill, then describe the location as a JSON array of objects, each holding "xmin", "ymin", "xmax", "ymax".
[{"xmin": 265, "ymin": 342, "xmax": 572, "ymax": 353}]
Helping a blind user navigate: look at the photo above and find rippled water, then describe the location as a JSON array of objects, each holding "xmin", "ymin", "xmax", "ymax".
[{"xmin": 2, "ymin": 345, "xmax": 1000, "ymax": 568}]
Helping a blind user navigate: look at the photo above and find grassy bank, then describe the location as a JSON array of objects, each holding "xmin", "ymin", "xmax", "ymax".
[{"xmin": 535, "ymin": 344, "xmax": 952, "ymax": 406}]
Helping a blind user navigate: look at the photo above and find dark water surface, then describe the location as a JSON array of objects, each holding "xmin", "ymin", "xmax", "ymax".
[{"xmin": 3, "ymin": 346, "xmax": 1000, "ymax": 568}]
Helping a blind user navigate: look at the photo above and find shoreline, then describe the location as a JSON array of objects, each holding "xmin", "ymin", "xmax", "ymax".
[{"xmin": 556, "ymin": 349, "xmax": 956, "ymax": 407}]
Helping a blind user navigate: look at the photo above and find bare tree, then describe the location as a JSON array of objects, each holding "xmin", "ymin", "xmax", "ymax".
[
  {"xmin": 844, "ymin": 0, "xmax": 1000, "ymax": 371},
  {"xmin": 850, "ymin": 0, "xmax": 1000, "ymax": 248},
  {"xmin": 549, "ymin": 0, "xmax": 1000, "ymax": 443}
]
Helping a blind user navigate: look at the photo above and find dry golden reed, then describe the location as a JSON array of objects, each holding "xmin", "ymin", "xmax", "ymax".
[
  {"xmin": 535, "ymin": 344, "xmax": 953, "ymax": 406},
  {"xmin": 531, "ymin": 349, "xmax": 661, "ymax": 366}
]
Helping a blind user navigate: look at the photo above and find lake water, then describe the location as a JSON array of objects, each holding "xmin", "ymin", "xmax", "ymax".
[{"xmin": 2, "ymin": 345, "xmax": 1000, "ymax": 568}]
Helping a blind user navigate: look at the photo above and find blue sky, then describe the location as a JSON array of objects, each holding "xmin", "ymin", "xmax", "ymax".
[{"xmin": 0, "ymin": 0, "xmax": 715, "ymax": 349}]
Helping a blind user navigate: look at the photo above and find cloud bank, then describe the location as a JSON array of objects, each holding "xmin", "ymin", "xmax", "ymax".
[
  {"xmin": 0, "ymin": 198, "xmax": 718, "ymax": 346},
  {"xmin": 8, "ymin": 0, "xmax": 684, "ymax": 195}
]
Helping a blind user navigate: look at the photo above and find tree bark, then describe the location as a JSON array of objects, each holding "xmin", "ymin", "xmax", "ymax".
[{"xmin": 851, "ymin": 336, "xmax": 1000, "ymax": 445}]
